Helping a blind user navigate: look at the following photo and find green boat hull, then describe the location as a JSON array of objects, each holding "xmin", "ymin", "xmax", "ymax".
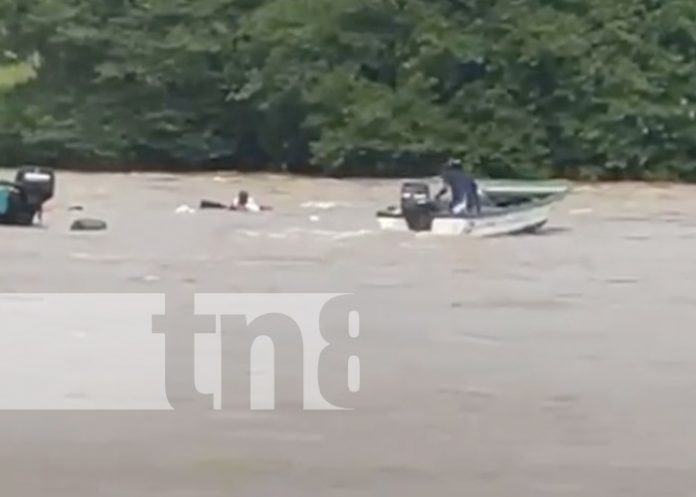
[
  {"xmin": 477, "ymin": 179, "xmax": 571, "ymax": 207},
  {"xmin": 478, "ymin": 179, "xmax": 571, "ymax": 197}
]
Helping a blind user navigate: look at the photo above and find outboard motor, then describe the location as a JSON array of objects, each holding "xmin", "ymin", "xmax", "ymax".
[
  {"xmin": 400, "ymin": 182, "xmax": 434, "ymax": 231},
  {"xmin": 15, "ymin": 166, "xmax": 55, "ymax": 208},
  {"xmin": 8, "ymin": 166, "xmax": 56, "ymax": 225},
  {"xmin": 15, "ymin": 166, "xmax": 56, "ymax": 207}
]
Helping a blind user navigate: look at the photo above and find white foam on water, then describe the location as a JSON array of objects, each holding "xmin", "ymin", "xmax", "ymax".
[
  {"xmin": 414, "ymin": 231, "xmax": 443, "ymax": 239},
  {"xmin": 298, "ymin": 228, "xmax": 376, "ymax": 241},
  {"xmin": 330, "ymin": 229, "xmax": 374, "ymax": 240},
  {"xmin": 70, "ymin": 253, "xmax": 129, "ymax": 262},
  {"xmin": 300, "ymin": 201, "xmax": 351, "ymax": 210},
  {"xmin": 174, "ymin": 204, "xmax": 196, "ymax": 214},
  {"xmin": 236, "ymin": 228, "xmax": 375, "ymax": 241}
]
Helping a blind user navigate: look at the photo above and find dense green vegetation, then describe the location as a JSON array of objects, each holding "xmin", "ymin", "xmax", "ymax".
[{"xmin": 2, "ymin": 0, "xmax": 696, "ymax": 179}]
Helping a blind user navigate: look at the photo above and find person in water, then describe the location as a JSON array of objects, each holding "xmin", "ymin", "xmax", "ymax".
[
  {"xmin": 230, "ymin": 190, "xmax": 272, "ymax": 212},
  {"xmin": 231, "ymin": 190, "xmax": 259, "ymax": 212},
  {"xmin": 199, "ymin": 190, "xmax": 272, "ymax": 212},
  {"xmin": 435, "ymin": 158, "xmax": 481, "ymax": 215}
]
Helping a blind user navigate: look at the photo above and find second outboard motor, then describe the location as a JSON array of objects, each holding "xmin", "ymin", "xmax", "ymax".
[
  {"xmin": 400, "ymin": 182, "xmax": 434, "ymax": 231},
  {"xmin": 8, "ymin": 166, "xmax": 56, "ymax": 225},
  {"xmin": 15, "ymin": 166, "xmax": 55, "ymax": 208}
]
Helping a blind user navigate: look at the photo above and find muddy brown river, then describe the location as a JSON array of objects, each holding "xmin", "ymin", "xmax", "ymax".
[{"xmin": 1, "ymin": 172, "xmax": 696, "ymax": 496}]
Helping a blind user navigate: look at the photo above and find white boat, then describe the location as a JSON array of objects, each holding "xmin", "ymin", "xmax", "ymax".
[{"xmin": 376, "ymin": 180, "xmax": 568, "ymax": 237}]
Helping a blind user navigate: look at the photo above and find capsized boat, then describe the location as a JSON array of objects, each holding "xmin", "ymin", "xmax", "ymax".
[
  {"xmin": 376, "ymin": 180, "xmax": 569, "ymax": 237},
  {"xmin": 0, "ymin": 166, "xmax": 55, "ymax": 226}
]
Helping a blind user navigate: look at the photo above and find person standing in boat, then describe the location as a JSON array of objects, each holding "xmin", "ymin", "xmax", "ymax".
[{"xmin": 435, "ymin": 158, "xmax": 481, "ymax": 215}]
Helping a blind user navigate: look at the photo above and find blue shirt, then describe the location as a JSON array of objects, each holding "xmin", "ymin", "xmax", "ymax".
[{"xmin": 441, "ymin": 169, "xmax": 476, "ymax": 204}]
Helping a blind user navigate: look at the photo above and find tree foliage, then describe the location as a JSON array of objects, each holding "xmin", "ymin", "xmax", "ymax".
[{"xmin": 1, "ymin": 0, "xmax": 696, "ymax": 178}]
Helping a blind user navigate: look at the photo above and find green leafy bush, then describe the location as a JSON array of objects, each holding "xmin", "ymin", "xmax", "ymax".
[{"xmin": 1, "ymin": 0, "xmax": 696, "ymax": 179}]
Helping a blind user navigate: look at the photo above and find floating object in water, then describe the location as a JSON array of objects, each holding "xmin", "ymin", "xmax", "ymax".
[
  {"xmin": 68, "ymin": 205, "xmax": 84, "ymax": 211},
  {"xmin": 71, "ymin": 218, "xmax": 107, "ymax": 231},
  {"xmin": 376, "ymin": 181, "xmax": 569, "ymax": 237},
  {"xmin": 199, "ymin": 200, "xmax": 227, "ymax": 209}
]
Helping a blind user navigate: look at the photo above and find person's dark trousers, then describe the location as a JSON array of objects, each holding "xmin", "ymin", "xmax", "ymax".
[
  {"xmin": 200, "ymin": 200, "xmax": 228, "ymax": 209},
  {"xmin": 465, "ymin": 182, "xmax": 481, "ymax": 214}
]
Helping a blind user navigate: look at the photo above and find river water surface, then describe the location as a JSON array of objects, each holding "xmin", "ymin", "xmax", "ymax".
[{"xmin": 1, "ymin": 173, "xmax": 696, "ymax": 496}]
